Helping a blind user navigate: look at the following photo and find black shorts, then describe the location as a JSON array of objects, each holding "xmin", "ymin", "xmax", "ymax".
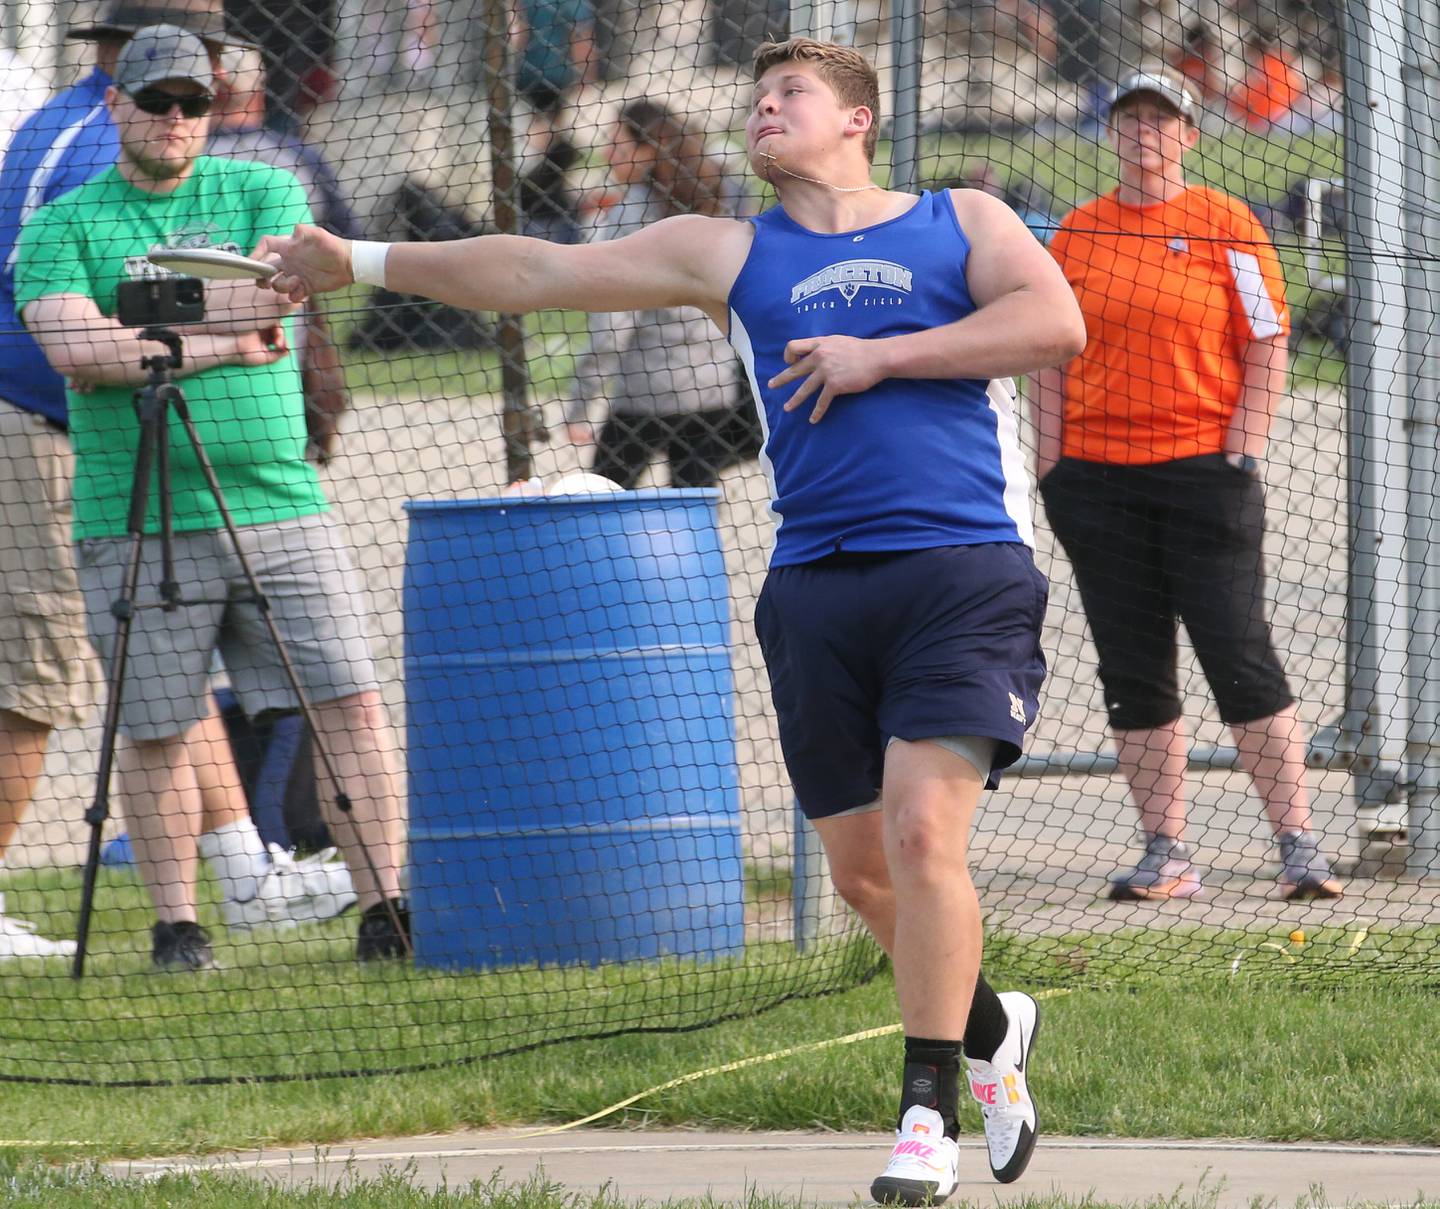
[
  {"xmin": 755, "ymin": 543, "xmax": 1049, "ymax": 820},
  {"xmin": 1039, "ymin": 454, "xmax": 1293, "ymax": 731}
]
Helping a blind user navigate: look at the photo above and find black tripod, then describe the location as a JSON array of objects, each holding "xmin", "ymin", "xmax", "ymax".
[{"xmin": 72, "ymin": 328, "xmax": 410, "ymax": 978}]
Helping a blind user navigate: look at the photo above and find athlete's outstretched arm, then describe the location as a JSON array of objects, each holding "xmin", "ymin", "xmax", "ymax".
[
  {"xmin": 256, "ymin": 216, "xmax": 748, "ymax": 325},
  {"xmin": 768, "ymin": 190, "xmax": 1085, "ymax": 423}
]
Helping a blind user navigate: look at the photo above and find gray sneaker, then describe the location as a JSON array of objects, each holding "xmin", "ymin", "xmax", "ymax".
[
  {"xmin": 1278, "ymin": 832, "xmax": 1343, "ymax": 900},
  {"xmin": 1108, "ymin": 835, "xmax": 1204, "ymax": 901}
]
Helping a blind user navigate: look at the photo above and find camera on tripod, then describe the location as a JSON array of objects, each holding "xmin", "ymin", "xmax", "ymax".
[{"xmin": 116, "ymin": 276, "xmax": 206, "ymax": 328}]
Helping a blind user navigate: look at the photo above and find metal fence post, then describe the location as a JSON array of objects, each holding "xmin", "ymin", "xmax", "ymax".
[
  {"xmin": 793, "ymin": 801, "xmax": 846, "ymax": 950},
  {"xmin": 1402, "ymin": 0, "xmax": 1440, "ymax": 876},
  {"xmin": 481, "ymin": 0, "xmax": 540, "ymax": 484},
  {"xmin": 1341, "ymin": 0, "xmax": 1414, "ymax": 832},
  {"xmin": 889, "ymin": 0, "xmax": 922, "ymax": 193}
]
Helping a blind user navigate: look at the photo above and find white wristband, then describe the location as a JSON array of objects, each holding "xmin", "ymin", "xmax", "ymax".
[{"xmin": 350, "ymin": 240, "xmax": 391, "ymax": 288}]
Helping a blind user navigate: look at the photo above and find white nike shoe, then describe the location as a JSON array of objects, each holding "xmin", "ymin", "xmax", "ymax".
[
  {"xmin": 223, "ymin": 845, "xmax": 358, "ymax": 931},
  {"xmin": 966, "ymin": 990, "xmax": 1039, "ymax": 1183},
  {"xmin": 0, "ymin": 893, "xmax": 76, "ymax": 960},
  {"xmin": 870, "ymin": 1105, "xmax": 960, "ymax": 1206}
]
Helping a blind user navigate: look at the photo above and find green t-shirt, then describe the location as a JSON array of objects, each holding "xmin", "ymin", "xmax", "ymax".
[{"xmin": 13, "ymin": 156, "xmax": 328, "ymax": 539}]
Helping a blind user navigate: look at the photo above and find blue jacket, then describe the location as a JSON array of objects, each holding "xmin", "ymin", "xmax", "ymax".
[{"xmin": 1, "ymin": 69, "xmax": 119, "ymax": 425}]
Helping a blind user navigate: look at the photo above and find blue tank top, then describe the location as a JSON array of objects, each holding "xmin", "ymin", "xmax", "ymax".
[{"xmin": 727, "ymin": 189, "xmax": 1033, "ymax": 567}]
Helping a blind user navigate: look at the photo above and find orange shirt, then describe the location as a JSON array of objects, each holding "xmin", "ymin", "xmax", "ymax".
[
  {"xmin": 1230, "ymin": 50, "xmax": 1303, "ymax": 128},
  {"xmin": 1048, "ymin": 185, "xmax": 1289, "ymax": 465}
]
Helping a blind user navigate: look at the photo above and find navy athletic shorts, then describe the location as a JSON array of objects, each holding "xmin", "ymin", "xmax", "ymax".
[{"xmin": 754, "ymin": 543, "xmax": 1049, "ymax": 820}]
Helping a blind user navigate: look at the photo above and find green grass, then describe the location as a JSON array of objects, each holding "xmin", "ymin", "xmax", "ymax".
[
  {"xmin": 0, "ymin": 863, "xmax": 880, "ymax": 1087},
  {"xmin": 8, "ymin": 1162, "xmax": 1434, "ymax": 1209},
  {"xmin": 321, "ymin": 287, "xmax": 590, "ymax": 400},
  {"xmin": 5, "ymin": 860, "xmax": 1438, "ymax": 1097},
  {"xmin": 6, "ymin": 967, "xmax": 1440, "ymax": 1162}
]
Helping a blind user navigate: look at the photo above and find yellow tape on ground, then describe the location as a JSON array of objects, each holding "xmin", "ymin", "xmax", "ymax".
[{"xmin": 518, "ymin": 987, "xmax": 1073, "ymax": 1139}]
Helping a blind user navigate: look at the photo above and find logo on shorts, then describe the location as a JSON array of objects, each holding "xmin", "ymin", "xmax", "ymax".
[{"xmin": 1008, "ymin": 692, "xmax": 1026, "ymax": 724}]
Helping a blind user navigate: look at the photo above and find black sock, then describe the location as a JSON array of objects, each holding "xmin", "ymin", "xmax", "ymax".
[
  {"xmin": 899, "ymin": 1036, "xmax": 962, "ymax": 1141},
  {"xmin": 962, "ymin": 971, "xmax": 1010, "ymax": 1063}
]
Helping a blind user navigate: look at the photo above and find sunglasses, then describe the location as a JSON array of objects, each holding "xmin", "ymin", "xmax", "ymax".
[{"xmin": 128, "ymin": 88, "xmax": 214, "ymax": 119}]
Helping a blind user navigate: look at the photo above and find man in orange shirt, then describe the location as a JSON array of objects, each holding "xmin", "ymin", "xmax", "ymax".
[
  {"xmin": 1229, "ymin": 32, "xmax": 1304, "ymax": 131},
  {"xmin": 1030, "ymin": 72, "xmax": 1343, "ymax": 902}
]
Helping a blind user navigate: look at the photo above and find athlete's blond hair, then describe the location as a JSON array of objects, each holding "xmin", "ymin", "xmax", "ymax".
[{"xmin": 752, "ymin": 38, "xmax": 881, "ymax": 162}]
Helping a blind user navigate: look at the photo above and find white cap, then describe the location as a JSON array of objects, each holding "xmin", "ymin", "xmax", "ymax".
[{"xmin": 1109, "ymin": 71, "xmax": 1197, "ymax": 122}]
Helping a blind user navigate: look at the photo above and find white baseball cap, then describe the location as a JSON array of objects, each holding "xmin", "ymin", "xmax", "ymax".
[{"xmin": 1109, "ymin": 71, "xmax": 1197, "ymax": 123}]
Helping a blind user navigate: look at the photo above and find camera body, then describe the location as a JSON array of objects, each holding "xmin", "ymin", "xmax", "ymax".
[{"xmin": 116, "ymin": 276, "xmax": 206, "ymax": 328}]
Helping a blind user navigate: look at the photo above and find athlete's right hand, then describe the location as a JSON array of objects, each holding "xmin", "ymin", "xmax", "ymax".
[{"xmin": 255, "ymin": 225, "xmax": 352, "ymax": 304}]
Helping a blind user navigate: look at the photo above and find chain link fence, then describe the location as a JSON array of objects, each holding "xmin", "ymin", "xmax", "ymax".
[{"xmin": 0, "ymin": 0, "xmax": 1434, "ymax": 1086}]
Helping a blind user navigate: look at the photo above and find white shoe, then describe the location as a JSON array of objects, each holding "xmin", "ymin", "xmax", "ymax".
[
  {"xmin": 870, "ymin": 1105, "xmax": 960, "ymax": 1206},
  {"xmin": 966, "ymin": 990, "xmax": 1039, "ymax": 1183},
  {"xmin": 0, "ymin": 893, "xmax": 76, "ymax": 959},
  {"xmin": 223, "ymin": 846, "xmax": 358, "ymax": 931}
]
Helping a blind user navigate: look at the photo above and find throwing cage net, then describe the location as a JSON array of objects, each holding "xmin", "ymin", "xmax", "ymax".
[{"xmin": 0, "ymin": 0, "xmax": 1435, "ymax": 1087}]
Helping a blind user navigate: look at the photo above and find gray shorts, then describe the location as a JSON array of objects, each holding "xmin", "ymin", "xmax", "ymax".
[{"xmin": 78, "ymin": 512, "xmax": 380, "ymax": 740}]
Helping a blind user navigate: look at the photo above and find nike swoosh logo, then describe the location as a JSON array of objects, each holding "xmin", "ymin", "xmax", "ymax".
[{"xmin": 1015, "ymin": 1017, "xmax": 1029, "ymax": 1073}]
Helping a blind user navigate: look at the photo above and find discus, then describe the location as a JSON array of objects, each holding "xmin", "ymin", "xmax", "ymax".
[{"xmin": 146, "ymin": 247, "xmax": 278, "ymax": 280}]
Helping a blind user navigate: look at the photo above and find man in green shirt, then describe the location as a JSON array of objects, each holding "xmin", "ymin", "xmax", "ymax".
[{"xmin": 15, "ymin": 25, "xmax": 409, "ymax": 970}]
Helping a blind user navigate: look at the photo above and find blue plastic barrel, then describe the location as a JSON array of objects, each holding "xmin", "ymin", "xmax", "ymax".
[{"xmin": 403, "ymin": 490, "xmax": 745, "ymax": 969}]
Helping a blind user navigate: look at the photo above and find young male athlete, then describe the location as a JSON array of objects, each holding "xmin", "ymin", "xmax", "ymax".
[{"xmin": 259, "ymin": 38, "xmax": 1085, "ymax": 1203}]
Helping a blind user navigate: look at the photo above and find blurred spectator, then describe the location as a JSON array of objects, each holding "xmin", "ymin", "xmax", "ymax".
[
  {"xmin": 1005, "ymin": 180, "xmax": 1057, "ymax": 243},
  {"xmin": 1171, "ymin": 23, "xmax": 1225, "ymax": 106},
  {"xmin": 519, "ymin": 136, "xmax": 582, "ymax": 244},
  {"xmin": 933, "ymin": 0, "xmax": 1060, "ymax": 129},
  {"xmin": 208, "ymin": 48, "xmax": 359, "ymax": 239},
  {"xmin": 1269, "ymin": 48, "xmax": 1342, "ymax": 135},
  {"xmin": 401, "ymin": 0, "xmax": 439, "ymax": 74},
  {"xmin": 943, "ymin": 160, "xmax": 1056, "ymax": 244},
  {"xmin": 1054, "ymin": 0, "xmax": 1119, "ymax": 85},
  {"xmin": 1032, "ymin": 71, "xmax": 1344, "ymax": 904},
  {"xmin": 957, "ymin": 158, "xmax": 1006, "ymax": 197},
  {"xmin": 710, "ymin": 0, "xmax": 790, "ymax": 67},
  {"xmin": 0, "ymin": 0, "xmax": 275, "ymax": 962},
  {"xmin": 0, "ymin": 46, "xmax": 46, "ymax": 152},
  {"xmin": 565, "ymin": 100, "xmax": 759, "ymax": 489},
  {"xmin": 1229, "ymin": 29, "xmax": 1304, "ymax": 131},
  {"xmin": 226, "ymin": 0, "xmax": 336, "ymax": 132},
  {"xmin": 514, "ymin": 0, "xmax": 597, "ymax": 133},
  {"xmin": 510, "ymin": 0, "xmax": 595, "ymax": 246},
  {"xmin": 344, "ymin": 180, "xmax": 498, "ymax": 353},
  {"xmin": 15, "ymin": 26, "xmax": 408, "ymax": 970},
  {"xmin": 206, "ymin": 48, "xmax": 357, "ymax": 464},
  {"xmin": 946, "ymin": 0, "xmax": 1058, "ymax": 73}
]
